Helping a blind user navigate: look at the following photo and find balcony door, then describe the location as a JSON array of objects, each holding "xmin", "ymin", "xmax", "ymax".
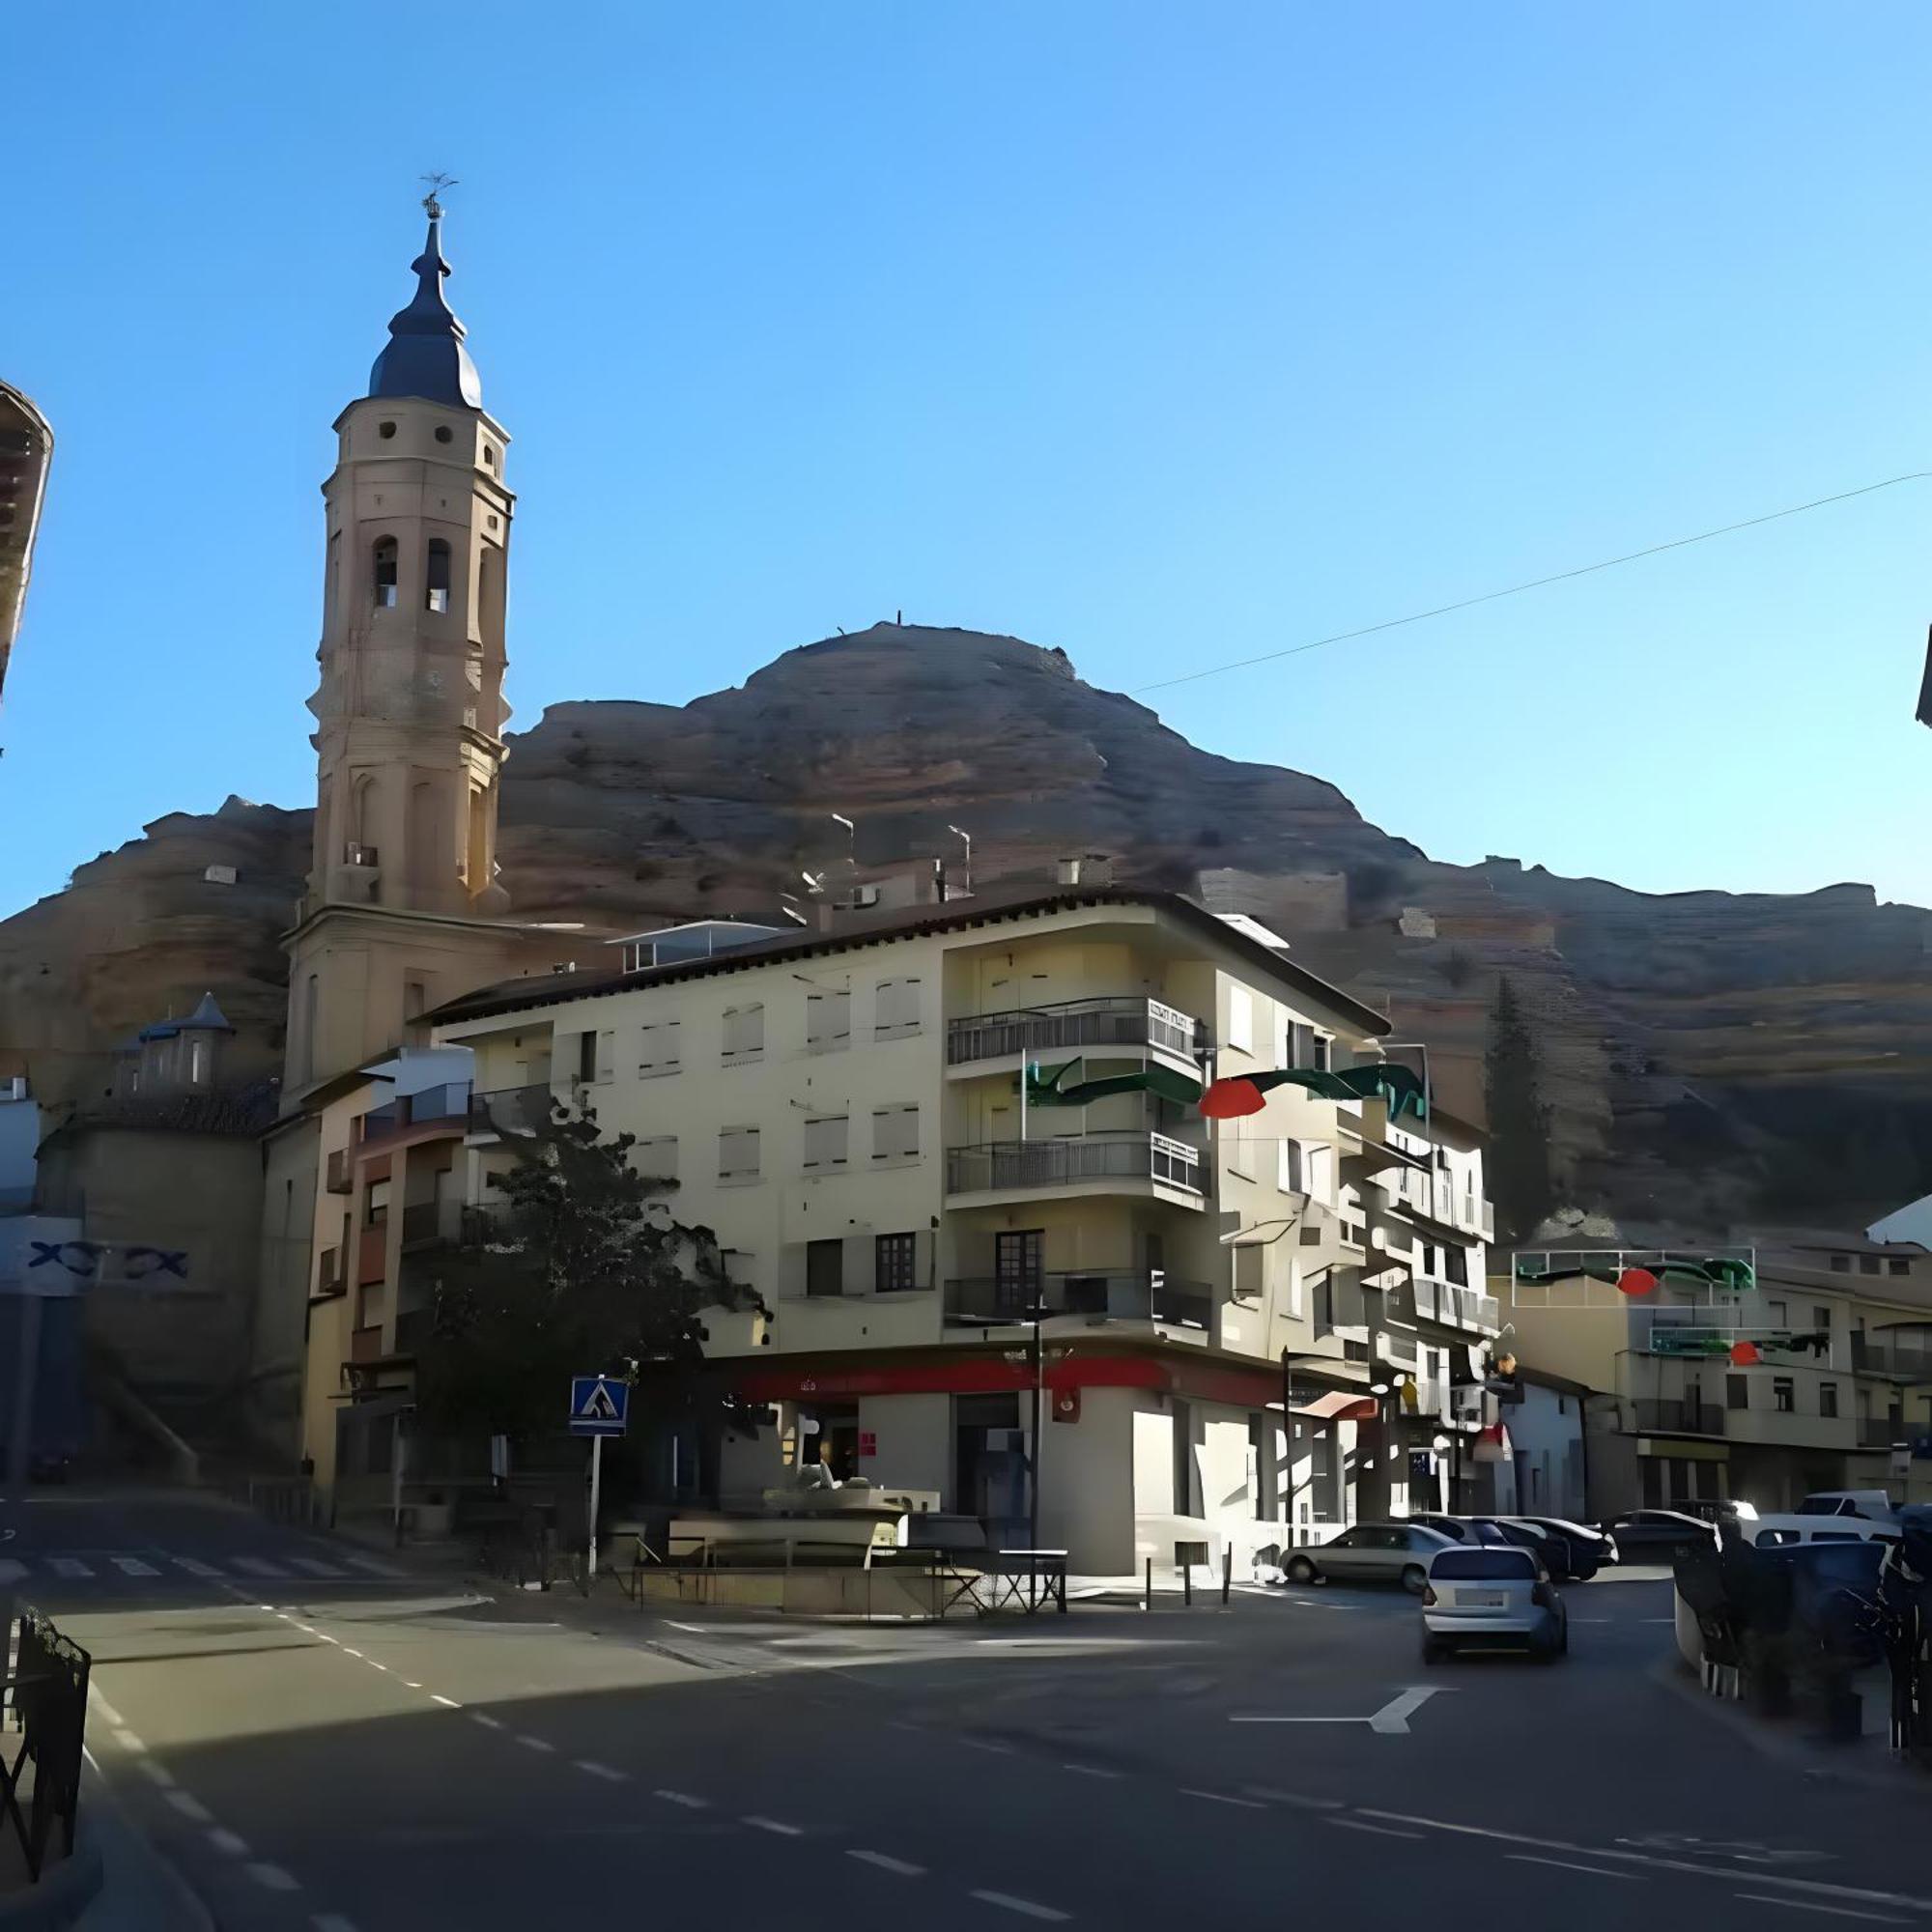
[{"xmin": 995, "ymin": 1230, "xmax": 1044, "ymax": 1317}]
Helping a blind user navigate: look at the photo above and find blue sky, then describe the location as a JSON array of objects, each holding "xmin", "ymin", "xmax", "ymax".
[{"xmin": 5, "ymin": 2, "xmax": 1930, "ymax": 917}]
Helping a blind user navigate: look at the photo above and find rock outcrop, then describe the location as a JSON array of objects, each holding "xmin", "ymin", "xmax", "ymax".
[{"xmin": 7, "ymin": 623, "xmax": 1930, "ymax": 1238}]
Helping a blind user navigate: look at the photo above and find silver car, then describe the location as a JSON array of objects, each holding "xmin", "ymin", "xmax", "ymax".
[
  {"xmin": 1286, "ymin": 1521, "xmax": 1455, "ymax": 1595},
  {"xmin": 1420, "ymin": 1544, "xmax": 1567, "ymax": 1662}
]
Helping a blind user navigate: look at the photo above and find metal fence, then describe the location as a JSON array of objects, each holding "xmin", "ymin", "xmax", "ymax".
[
  {"xmin": 945, "ymin": 1132, "xmax": 1203, "ymax": 1195},
  {"xmin": 944, "ymin": 1271, "xmax": 1211, "ymax": 1329},
  {"xmin": 1, "ymin": 1608, "xmax": 90, "ymax": 1881},
  {"xmin": 946, "ymin": 996, "xmax": 1205, "ymax": 1065}
]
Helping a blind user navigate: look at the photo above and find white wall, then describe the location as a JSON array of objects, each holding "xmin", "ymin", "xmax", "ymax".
[
  {"xmin": 1507, "ymin": 1383, "xmax": 1586, "ymax": 1520},
  {"xmin": 0, "ymin": 1095, "xmax": 39, "ymax": 1208},
  {"xmin": 859, "ymin": 1392, "xmax": 951, "ymax": 1498}
]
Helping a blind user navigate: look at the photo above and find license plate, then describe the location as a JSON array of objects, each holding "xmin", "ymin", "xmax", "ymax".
[{"xmin": 1461, "ymin": 1592, "xmax": 1506, "ymax": 1607}]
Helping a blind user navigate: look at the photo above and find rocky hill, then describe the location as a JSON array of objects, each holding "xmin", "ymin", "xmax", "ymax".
[{"xmin": 7, "ymin": 622, "xmax": 1930, "ymax": 1239}]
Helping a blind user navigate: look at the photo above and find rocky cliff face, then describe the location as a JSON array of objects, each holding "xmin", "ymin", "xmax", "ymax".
[{"xmin": 8, "ymin": 623, "xmax": 1930, "ymax": 1238}]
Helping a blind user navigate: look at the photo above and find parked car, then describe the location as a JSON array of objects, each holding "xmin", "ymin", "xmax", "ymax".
[
  {"xmin": 1470, "ymin": 1516, "xmax": 1577, "ymax": 1581},
  {"xmin": 1594, "ymin": 1508, "xmax": 1717, "ymax": 1557},
  {"xmin": 1421, "ymin": 1545, "xmax": 1568, "ymax": 1662},
  {"xmin": 1508, "ymin": 1515, "xmax": 1618, "ymax": 1578},
  {"xmin": 1796, "ymin": 1491, "xmax": 1898, "ymax": 1524},
  {"xmin": 1742, "ymin": 1513, "xmax": 1900, "ymax": 1551},
  {"xmin": 1285, "ymin": 1521, "xmax": 1456, "ymax": 1594},
  {"xmin": 1403, "ymin": 1513, "xmax": 1509, "ymax": 1547}
]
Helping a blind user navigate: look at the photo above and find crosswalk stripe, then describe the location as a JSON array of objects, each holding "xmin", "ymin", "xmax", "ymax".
[
  {"xmin": 47, "ymin": 1558, "xmax": 93, "ymax": 1578},
  {"xmin": 287, "ymin": 1557, "xmax": 346, "ymax": 1578},
  {"xmin": 171, "ymin": 1556, "xmax": 223, "ymax": 1577},
  {"xmin": 341, "ymin": 1555, "xmax": 404, "ymax": 1578},
  {"xmin": 231, "ymin": 1557, "xmax": 289, "ymax": 1578},
  {"xmin": 110, "ymin": 1557, "xmax": 161, "ymax": 1577}
]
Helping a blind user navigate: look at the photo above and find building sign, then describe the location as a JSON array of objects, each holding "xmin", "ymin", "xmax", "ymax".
[{"xmin": 857, "ymin": 1431, "xmax": 877, "ymax": 1459}]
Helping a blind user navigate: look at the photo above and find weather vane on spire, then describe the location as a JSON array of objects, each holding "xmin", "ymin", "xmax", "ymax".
[{"xmin": 420, "ymin": 171, "xmax": 459, "ymax": 219}]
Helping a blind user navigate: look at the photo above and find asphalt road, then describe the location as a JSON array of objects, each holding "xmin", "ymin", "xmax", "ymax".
[{"xmin": 11, "ymin": 1489, "xmax": 1932, "ymax": 1932}]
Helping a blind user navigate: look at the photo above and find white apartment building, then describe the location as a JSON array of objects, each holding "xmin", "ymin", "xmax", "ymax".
[{"xmin": 420, "ymin": 884, "xmax": 1499, "ymax": 1573}]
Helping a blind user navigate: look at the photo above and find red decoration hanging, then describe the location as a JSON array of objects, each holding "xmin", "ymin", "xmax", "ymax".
[
  {"xmin": 1199, "ymin": 1078, "xmax": 1265, "ymax": 1119},
  {"xmin": 1616, "ymin": 1266, "xmax": 1659, "ymax": 1296},
  {"xmin": 1729, "ymin": 1340, "xmax": 1760, "ymax": 1367}
]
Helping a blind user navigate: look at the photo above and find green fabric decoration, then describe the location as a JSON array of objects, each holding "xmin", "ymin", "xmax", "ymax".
[
  {"xmin": 1022, "ymin": 1058, "xmax": 1205, "ymax": 1109},
  {"xmin": 1238, "ymin": 1064, "xmax": 1429, "ymax": 1123}
]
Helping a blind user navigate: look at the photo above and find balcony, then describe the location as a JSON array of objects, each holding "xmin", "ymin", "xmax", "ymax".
[
  {"xmin": 467, "ymin": 1084, "xmax": 554, "ymax": 1137},
  {"xmin": 326, "ymin": 1148, "xmax": 353, "ymax": 1194},
  {"xmin": 358, "ymin": 1083, "xmax": 471, "ymax": 1150},
  {"xmin": 1859, "ymin": 1416, "xmax": 1910, "ymax": 1449},
  {"xmin": 944, "ymin": 1271, "xmax": 1213, "ymax": 1331},
  {"xmin": 350, "ymin": 1324, "xmax": 385, "ymax": 1364},
  {"xmin": 1851, "ymin": 1335, "xmax": 1932, "ymax": 1382},
  {"xmin": 400, "ymin": 1200, "xmax": 458, "ymax": 1248},
  {"xmin": 1630, "ymin": 1399, "xmax": 1726, "ymax": 1437},
  {"xmin": 356, "ymin": 1223, "xmax": 388, "ymax": 1286},
  {"xmin": 1411, "ymin": 1277, "xmax": 1501, "ymax": 1332},
  {"xmin": 945, "ymin": 1131, "xmax": 1204, "ymax": 1200},
  {"xmin": 343, "ymin": 842, "xmax": 379, "ymax": 869},
  {"xmin": 315, "ymin": 1247, "xmax": 345, "ymax": 1297},
  {"xmin": 947, "ymin": 997, "xmax": 1206, "ymax": 1068}
]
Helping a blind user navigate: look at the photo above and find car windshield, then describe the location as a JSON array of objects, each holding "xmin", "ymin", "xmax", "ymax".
[{"xmin": 1432, "ymin": 1549, "xmax": 1537, "ymax": 1580}]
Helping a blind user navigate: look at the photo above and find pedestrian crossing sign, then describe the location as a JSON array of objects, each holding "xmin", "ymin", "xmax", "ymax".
[{"xmin": 569, "ymin": 1375, "xmax": 630, "ymax": 1436}]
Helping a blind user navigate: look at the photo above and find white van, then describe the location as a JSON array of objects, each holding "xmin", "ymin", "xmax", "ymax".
[
  {"xmin": 1796, "ymin": 1490, "xmax": 1898, "ymax": 1523},
  {"xmin": 1745, "ymin": 1512, "xmax": 1899, "ymax": 1550}
]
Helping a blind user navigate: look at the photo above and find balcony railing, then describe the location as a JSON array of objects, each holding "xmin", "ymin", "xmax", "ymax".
[
  {"xmin": 1859, "ymin": 1416, "xmax": 1910, "ymax": 1448},
  {"xmin": 1412, "ymin": 1277, "xmax": 1501, "ymax": 1332},
  {"xmin": 946, "ymin": 997, "xmax": 1206, "ymax": 1067},
  {"xmin": 467, "ymin": 1084, "xmax": 554, "ymax": 1137},
  {"xmin": 358, "ymin": 1083, "xmax": 472, "ymax": 1148},
  {"xmin": 1851, "ymin": 1335, "xmax": 1932, "ymax": 1381},
  {"xmin": 944, "ymin": 1271, "xmax": 1213, "ymax": 1331},
  {"xmin": 350, "ymin": 1324, "xmax": 386, "ymax": 1364},
  {"xmin": 400, "ymin": 1201, "xmax": 454, "ymax": 1248},
  {"xmin": 326, "ymin": 1148, "xmax": 352, "ymax": 1194},
  {"xmin": 393, "ymin": 1306, "xmax": 434, "ymax": 1356},
  {"xmin": 1630, "ymin": 1399, "xmax": 1726, "ymax": 1437},
  {"xmin": 316, "ymin": 1247, "xmax": 345, "ymax": 1296},
  {"xmin": 945, "ymin": 1131, "xmax": 1204, "ymax": 1197}
]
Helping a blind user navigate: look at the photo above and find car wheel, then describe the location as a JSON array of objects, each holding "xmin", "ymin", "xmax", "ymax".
[
  {"xmin": 1286, "ymin": 1555, "xmax": 1321, "ymax": 1585},
  {"xmin": 1401, "ymin": 1564, "xmax": 1427, "ymax": 1596}
]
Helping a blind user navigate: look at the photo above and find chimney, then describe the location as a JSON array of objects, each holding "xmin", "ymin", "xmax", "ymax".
[{"xmin": 1060, "ymin": 852, "xmax": 1114, "ymax": 889}]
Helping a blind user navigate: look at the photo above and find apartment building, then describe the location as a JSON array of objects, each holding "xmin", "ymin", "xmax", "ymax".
[
  {"xmin": 1503, "ymin": 1238, "xmax": 1932, "ymax": 1515},
  {"xmin": 397, "ymin": 884, "xmax": 1498, "ymax": 1573}
]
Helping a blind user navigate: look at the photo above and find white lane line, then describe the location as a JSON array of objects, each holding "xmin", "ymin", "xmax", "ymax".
[
  {"xmin": 288, "ymin": 1558, "xmax": 345, "ymax": 1578},
  {"xmin": 367, "ymin": 1662, "xmax": 390, "ymax": 1673},
  {"xmin": 1244, "ymin": 1786, "xmax": 1345, "ymax": 1811},
  {"xmin": 400, "ymin": 1680, "xmax": 422, "ymax": 1689},
  {"xmin": 231, "ymin": 1557, "xmax": 288, "ymax": 1578},
  {"xmin": 89, "ymin": 1693, "xmax": 125, "ymax": 1727},
  {"xmin": 1329, "ymin": 1818, "xmax": 1424, "ymax": 1839},
  {"xmin": 517, "ymin": 1735, "xmax": 555, "ymax": 1753},
  {"xmin": 1062, "ymin": 1764, "xmax": 1123, "ymax": 1779},
  {"xmin": 165, "ymin": 1792, "xmax": 213, "ymax": 1823},
  {"xmin": 430, "ymin": 1693, "xmax": 461, "ymax": 1709},
  {"xmin": 110, "ymin": 1728, "xmax": 146, "ymax": 1754},
  {"xmin": 315, "ymin": 1633, "xmax": 340, "ymax": 1645},
  {"xmin": 207, "ymin": 1827, "xmax": 250, "ymax": 1857},
  {"xmin": 745, "ymin": 1815, "xmax": 804, "ymax": 1836},
  {"xmin": 576, "ymin": 1760, "xmax": 627, "ymax": 1782},
  {"xmin": 342, "ymin": 1649, "xmax": 365, "ymax": 1660},
  {"xmin": 1511, "ymin": 1856, "xmax": 1644, "ymax": 1881},
  {"xmin": 171, "ymin": 1556, "xmax": 222, "ymax": 1577},
  {"xmin": 1735, "ymin": 1899, "xmax": 1906, "ymax": 1924},
  {"xmin": 969, "ymin": 1889, "xmax": 1070, "ymax": 1921},
  {"xmin": 470, "ymin": 1714, "xmax": 504, "ymax": 1731},
  {"xmin": 1179, "ymin": 1788, "xmax": 1264, "ymax": 1809},
  {"xmin": 110, "ymin": 1556, "xmax": 161, "ymax": 1577},
  {"xmin": 47, "ymin": 1558, "xmax": 92, "ymax": 1578},
  {"xmin": 655, "ymin": 1789, "xmax": 708, "ymax": 1808},
  {"xmin": 247, "ymin": 1864, "xmax": 301, "ymax": 1892},
  {"xmin": 1354, "ymin": 1810, "xmax": 1932, "ymax": 1911},
  {"xmin": 1369, "ymin": 1686, "xmax": 1440, "ymax": 1735},
  {"xmin": 849, "ymin": 1850, "xmax": 926, "ymax": 1877},
  {"xmin": 132, "ymin": 1758, "xmax": 176, "ymax": 1789}
]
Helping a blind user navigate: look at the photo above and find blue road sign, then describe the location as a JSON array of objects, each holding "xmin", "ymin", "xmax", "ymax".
[{"xmin": 569, "ymin": 1375, "xmax": 630, "ymax": 1437}]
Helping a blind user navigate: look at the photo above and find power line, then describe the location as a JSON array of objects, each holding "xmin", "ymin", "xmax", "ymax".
[{"xmin": 1133, "ymin": 470, "xmax": 1932, "ymax": 696}]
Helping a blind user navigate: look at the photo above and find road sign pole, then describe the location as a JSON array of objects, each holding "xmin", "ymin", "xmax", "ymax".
[{"xmin": 587, "ymin": 1434, "xmax": 603, "ymax": 1581}]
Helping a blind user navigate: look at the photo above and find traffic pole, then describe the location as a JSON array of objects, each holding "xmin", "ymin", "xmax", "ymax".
[{"xmin": 587, "ymin": 1434, "xmax": 603, "ymax": 1581}]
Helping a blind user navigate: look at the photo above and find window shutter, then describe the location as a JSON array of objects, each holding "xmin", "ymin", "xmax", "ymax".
[
  {"xmin": 871, "ymin": 1104, "xmax": 920, "ymax": 1160},
  {"xmin": 718, "ymin": 1125, "xmax": 760, "ymax": 1179},
  {"xmin": 874, "ymin": 978, "xmax": 923, "ymax": 1039},
  {"xmin": 637, "ymin": 1135, "xmax": 678, "ymax": 1181},
  {"xmin": 1228, "ymin": 985, "xmax": 1253, "ymax": 1054},
  {"xmin": 722, "ymin": 1004, "xmax": 764, "ymax": 1063},
  {"xmin": 806, "ymin": 990, "xmax": 851, "ymax": 1048},
  {"xmin": 639, "ymin": 1019, "xmax": 681, "ymax": 1076},
  {"xmin": 803, "ymin": 1116, "xmax": 849, "ymax": 1170}
]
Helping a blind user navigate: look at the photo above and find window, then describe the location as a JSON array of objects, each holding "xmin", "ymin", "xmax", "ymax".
[
  {"xmin": 1277, "ymin": 1137, "xmax": 1303, "ymax": 1194},
  {"xmin": 1819, "ymin": 1382, "xmax": 1838, "ymax": 1418},
  {"xmin": 806, "ymin": 990, "xmax": 851, "ymax": 1051},
  {"xmin": 576, "ymin": 1030, "xmax": 597, "ymax": 1083},
  {"xmin": 1432, "ymin": 1548, "xmax": 1536, "ymax": 1580},
  {"xmin": 1812, "ymin": 1306, "xmax": 1831, "ymax": 1335},
  {"xmin": 1726, "ymin": 1374, "xmax": 1747, "ymax": 1410},
  {"xmin": 1444, "ymin": 1245, "xmax": 1469, "ymax": 1287},
  {"xmin": 1767, "ymin": 1298, "xmax": 1786, "ymax": 1328},
  {"xmin": 1860, "ymin": 1255, "xmax": 1881, "ymax": 1275},
  {"xmin": 1312, "ymin": 1034, "xmax": 1333, "ymax": 1074},
  {"xmin": 638, "ymin": 1019, "xmax": 681, "ymax": 1077},
  {"xmin": 874, "ymin": 977, "xmax": 923, "ymax": 1039},
  {"xmin": 434, "ymin": 424, "xmax": 453, "ymax": 444},
  {"xmin": 721, "ymin": 1004, "xmax": 764, "ymax": 1065},
  {"xmin": 1831, "ymin": 1255, "xmax": 1851, "ymax": 1272},
  {"xmin": 378, "ymin": 420, "xmax": 397, "ymax": 440},
  {"xmin": 1889, "ymin": 1257, "xmax": 1912, "ymax": 1277},
  {"xmin": 483, "ymin": 444, "xmax": 497, "ymax": 469},
  {"xmin": 803, "ymin": 1115, "xmax": 849, "ymax": 1171},
  {"xmin": 876, "ymin": 1233, "xmax": 918, "ymax": 1293},
  {"xmin": 373, "ymin": 537, "xmax": 399, "ymax": 608},
  {"xmin": 806, "ymin": 1238, "xmax": 843, "ymax": 1297},
  {"xmin": 1773, "ymin": 1377, "xmax": 1795, "ymax": 1413},
  {"xmin": 425, "ymin": 538, "xmax": 452, "ymax": 613},
  {"xmin": 1228, "ymin": 1118, "xmax": 1255, "ymax": 1179},
  {"xmin": 1228, "ymin": 985, "xmax": 1253, "ymax": 1054},
  {"xmin": 636, "ymin": 1135, "xmax": 677, "ymax": 1181},
  {"xmin": 718, "ymin": 1125, "xmax": 760, "ymax": 1180},
  {"xmin": 366, "ymin": 1179, "xmax": 390, "ymax": 1226},
  {"xmin": 187, "ymin": 1037, "xmax": 210, "ymax": 1086},
  {"xmin": 871, "ymin": 1104, "xmax": 920, "ymax": 1162},
  {"xmin": 1305, "ymin": 1144, "xmax": 1336, "ymax": 1205}
]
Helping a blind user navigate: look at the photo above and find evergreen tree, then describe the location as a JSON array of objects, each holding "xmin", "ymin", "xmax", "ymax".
[
  {"xmin": 1484, "ymin": 976, "xmax": 1555, "ymax": 1244},
  {"xmin": 414, "ymin": 1104, "xmax": 762, "ymax": 1444}
]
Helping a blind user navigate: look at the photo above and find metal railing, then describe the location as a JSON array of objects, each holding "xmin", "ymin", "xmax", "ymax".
[
  {"xmin": 945, "ymin": 1131, "xmax": 1204, "ymax": 1196},
  {"xmin": 1629, "ymin": 1399, "xmax": 1726, "ymax": 1436},
  {"xmin": 1859, "ymin": 1416, "xmax": 1910, "ymax": 1448},
  {"xmin": 359, "ymin": 1083, "xmax": 471, "ymax": 1146},
  {"xmin": 467, "ymin": 1084, "xmax": 554, "ymax": 1136},
  {"xmin": 1, "ymin": 1608, "xmax": 90, "ymax": 1882},
  {"xmin": 351, "ymin": 1324, "xmax": 386, "ymax": 1363},
  {"xmin": 1851, "ymin": 1335, "xmax": 1932, "ymax": 1381},
  {"xmin": 316, "ymin": 1246, "xmax": 345, "ymax": 1295},
  {"xmin": 1412, "ymin": 1278, "xmax": 1500, "ymax": 1331},
  {"xmin": 326, "ymin": 1147, "xmax": 353, "ymax": 1193},
  {"xmin": 946, "ymin": 996, "xmax": 1206, "ymax": 1066},
  {"xmin": 400, "ymin": 1201, "xmax": 453, "ymax": 1247},
  {"xmin": 944, "ymin": 1271, "xmax": 1212, "ymax": 1330}
]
